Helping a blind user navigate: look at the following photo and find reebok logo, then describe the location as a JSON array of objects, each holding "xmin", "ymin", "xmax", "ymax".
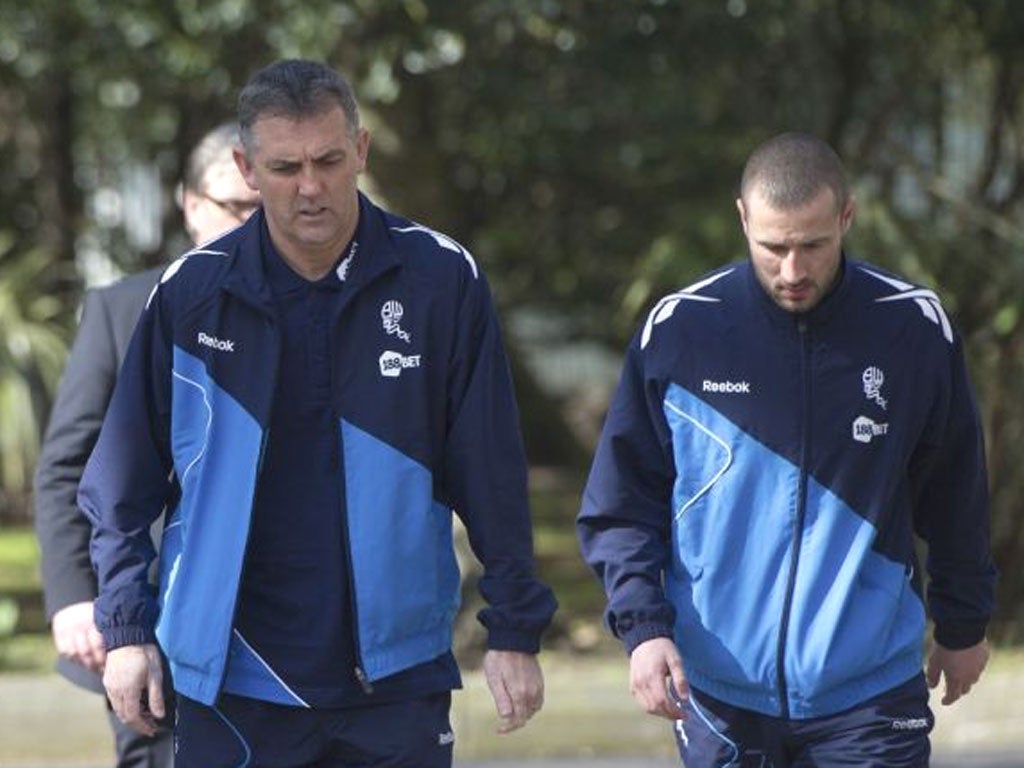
[
  {"xmin": 852, "ymin": 415, "xmax": 889, "ymax": 443},
  {"xmin": 891, "ymin": 717, "xmax": 929, "ymax": 731},
  {"xmin": 379, "ymin": 350, "xmax": 422, "ymax": 378},
  {"xmin": 437, "ymin": 730, "xmax": 455, "ymax": 746},
  {"xmin": 197, "ymin": 332, "xmax": 235, "ymax": 352},
  {"xmin": 702, "ymin": 379, "xmax": 751, "ymax": 394}
]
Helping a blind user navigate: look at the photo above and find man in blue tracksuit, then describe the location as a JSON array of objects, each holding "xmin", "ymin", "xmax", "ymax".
[
  {"xmin": 78, "ymin": 59, "xmax": 556, "ymax": 766},
  {"xmin": 577, "ymin": 133, "xmax": 995, "ymax": 767}
]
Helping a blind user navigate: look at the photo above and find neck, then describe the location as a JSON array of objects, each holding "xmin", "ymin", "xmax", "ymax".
[
  {"xmin": 270, "ymin": 220, "xmax": 357, "ymax": 282},
  {"xmin": 275, "ymin": 245, "xmax": 346, "ymax": 282}
]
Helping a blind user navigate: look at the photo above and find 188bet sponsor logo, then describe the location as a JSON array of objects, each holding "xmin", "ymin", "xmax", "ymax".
[
  {"xmin": 852, "ymin": 415, "xmax": 889, "ymax": 444},
  {"xmin": 379, "ymin": 350, "xmax": 421, "ymax": 378}
]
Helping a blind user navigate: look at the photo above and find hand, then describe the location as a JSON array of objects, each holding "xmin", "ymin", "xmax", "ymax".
[
  {"xmin": 629, "ymin": 636, "xmax": 688, "ymax": 720},
  {"xmin": 103, "ymin": 643, "xmax": 165, "ymax": 736},
  {"xmin": 926, "ymin": 639, "xmax": 989, "ymax": 706},
  {"xmin": 482, "ymin": 649, "xmax": 545, "ymax": 734},
  {"xmin": 51, "ymin": 601, "xmax": 106, "ymax": 672}
]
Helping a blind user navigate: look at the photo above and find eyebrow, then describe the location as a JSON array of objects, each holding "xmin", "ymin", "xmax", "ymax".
[
  {"xmin": 757, "ymin": 234, "xmax": 832, "ymax": 248},
  {"xmin": 268, "ymin": 147, "xmax": 346, "ymax": 165}
]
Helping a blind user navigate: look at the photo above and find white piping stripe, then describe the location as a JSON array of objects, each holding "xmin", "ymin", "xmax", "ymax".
[
  {"xmin": 171, "ymin": 370, "xmax": 212, "ymax": 486},
  {"xmin": 875, "ymin": 291, "xmax": 953, "ymax": 343},
  {"xmin": 915, "ymin": 297, "xmax": 938, "ymax": 325},
  {"xmin": 664, "ymin": 400, "xmax": 733, "ymax": 521},
  {"xmin": 163, "ymin": 555, "xmax": 181, "ymax": 606},
  {"xmin": 934, "ymin": 299, "xmax": 953, "ymax": 342},
  {"xmin": 391, "ymin": 224, "xmax": 479, "ymax": 278},
  {"xmin": 874, "ymin": 286, "xmax": 941, "ymax": 303},
  {"xmin": 863, "ymin": 269, "xmax": 954, "ymax": 344},
  {"xmin": 232, "ymin": 630, "xmax": 311, "ymax": 708},
  {"xmin": 146, "ymin": 247, "xmax": 232, "ymax": 310},
  {"xmin": 185, "ymin": 247, "xmax": 230, "ymax": 257},
  {"xmin": 682, "ymin": 268, "xmax": 735, "ymax": 294},
  {"xmin": 144, "ymin": 283, "xmax": 159, "ymax": 311},
  {"xmin": 640, "ymin": 270, "xmax": 732, "ymax": 349},
  {"xmin": 690, "ymin": 695, "xmax": 741, "ymax": 766},
  {"xmin": 860, "ymin": 267, "xmax": 913, "ymax": 291},
  {"xmin": 653, "ymin": 298, "xmax": 680, "ymax": 326},
  {"xmin": 213, "ymin": 704, "xmax": 253, "ymax": 768}
]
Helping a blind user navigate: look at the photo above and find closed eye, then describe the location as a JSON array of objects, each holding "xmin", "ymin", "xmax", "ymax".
[{"xmin": 269, "ymin": 162, "xmax": 301, "ymax": 175}]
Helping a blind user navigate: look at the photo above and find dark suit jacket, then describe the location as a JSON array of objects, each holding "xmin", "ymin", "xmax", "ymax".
[{"xmin": 34, "ymin": 267, "xmax": 163, "ymax": 692}]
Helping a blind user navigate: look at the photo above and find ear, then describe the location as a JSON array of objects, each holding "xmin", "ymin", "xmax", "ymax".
[
  {"xmin": 355, "ymin": 127, "xmax": 370, "ymax": 174},
  {"xmin": 179, "ymin": 188, "xmax": 202, "ymax": 242},
  {"xmin": 181, "ymin": 188, "xmax": 201, "ymax": 217},
  {"xmin": 736, "ymin": 197, "xmax": 749, "ymax": 235},
  {"xmin": 840, "ymin": 195, "xmax": 856, "ymax": 234},
  {"xmin": 233, "ymin": 147, "xmax": 259, "ymax": 191}
]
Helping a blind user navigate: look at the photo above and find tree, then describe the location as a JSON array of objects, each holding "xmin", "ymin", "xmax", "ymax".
[{"xmin": 0, "ymin": 0, "xmax": 1022, "ymax": 632}]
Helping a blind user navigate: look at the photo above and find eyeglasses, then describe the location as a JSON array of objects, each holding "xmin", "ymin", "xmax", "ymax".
[{"xmin": 201, "ymin": 193, "xmax": 260, "ymax": 221}]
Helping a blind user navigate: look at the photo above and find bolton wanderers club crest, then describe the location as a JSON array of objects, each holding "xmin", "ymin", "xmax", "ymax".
[{"xmin": 381, "ymin": 300, "xmax": 411, "ymax": 343}]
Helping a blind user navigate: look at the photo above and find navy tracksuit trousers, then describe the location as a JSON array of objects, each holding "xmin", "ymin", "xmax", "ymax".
[
  {"xmin": 674, "ymin": 674, "xmax": 933, "ymax": 767},
  {"xmin": 173, "ymin": 691, "xmax": 453, "ymax": 768}
]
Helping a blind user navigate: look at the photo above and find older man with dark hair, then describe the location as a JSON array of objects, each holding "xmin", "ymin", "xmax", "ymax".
[{"xmin": 80, "ymin": 59, "xmax": 556, "ymax": 767}]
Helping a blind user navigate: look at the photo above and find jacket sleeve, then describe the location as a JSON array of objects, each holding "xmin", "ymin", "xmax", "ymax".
[
  {"xmin": 576, "ymin": 335, "xmax": 677, "ymax": 654},
  {"xmin": 911, "ymin": 332, "xmax": 996, "ymax": 649},
  {"xmin": 77, "ymin": 280, "xmax": 175, "ymax": 651},
  {"xmin": 441, "ymin": 266, "xmax": 557, "ymax": 653},
  {"xmin": 33, "ymin": 290, "xmax": 118, "ymax": 619}
]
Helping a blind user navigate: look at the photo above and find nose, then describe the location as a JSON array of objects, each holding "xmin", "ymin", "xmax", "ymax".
[
  {"xmin": 780, "ymin": 250, "xmax": 809, "ymax": 284},
  {"xmin": 296, "ymin": 165, "xmax": 323, "ymax": 198}
]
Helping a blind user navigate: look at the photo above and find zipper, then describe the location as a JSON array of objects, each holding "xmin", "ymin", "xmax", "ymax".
[
  {"xmin": 214, "ymin": 317, "xmax": 279, "ymax": 699},
  {"xmin": 335, "ymin": 416, "xmax": 374, "ymax": 694},
  {"xmin": 322, "ymin": 282, "xmax": 375, "ymax": 695},
  {"xmin": 775, "ymin": 318, "xmax": 812, "ymax": 718},
  {"xmin": 354, "ymin": 665, "xmax": 373, "ymax": 694}
]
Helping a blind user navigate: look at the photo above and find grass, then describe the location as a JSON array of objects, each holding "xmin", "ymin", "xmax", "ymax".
[
  {"xmin": 530, "ymin": 474, "xmax": 610, "ymax": 640},
  {"xmin": 4, "ymin": 517, "xmax": 1024, "ymax": 762},
  {"xmin": 0, "ymin": 526, "xmax": 47, "ymax": 668},
  {"xmin": 3, "ymin": 648, "xmax": 1024, "ymax": 764},
  {"xmin": 453, "ymin": 651, "xmax": 675, "ymax": 759},
  {"xmin": 0, "ymin": 632, "xmax": 54, "ymax": 674},
  {"xmin": 0, "ymin": 527, "xmax": 40, "ymax": 591},
  {"xmin": 0, "ymin": 475, "xmax": 610, "ymax": 676}
]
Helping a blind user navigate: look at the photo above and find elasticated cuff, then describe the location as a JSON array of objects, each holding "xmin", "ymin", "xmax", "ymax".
[
  {"xmin": 486, "ymin": 628, "xmax": 542, "ymax": 654},
  {"xmin": 933, "ymin": 620, "xmax": 988, "ymax": 650},
  {"xmin": 101, "ymin": 625, "xmax": 157, "ymax": 651},
  {"xmin": 621, "ymin": 622, "xmax": 675, "ymax": 656}
]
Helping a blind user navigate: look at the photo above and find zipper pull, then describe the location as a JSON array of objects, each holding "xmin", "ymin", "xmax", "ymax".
[{"xmin": 354, "ymin": 666, "xmax": 374, "ymax": 694}]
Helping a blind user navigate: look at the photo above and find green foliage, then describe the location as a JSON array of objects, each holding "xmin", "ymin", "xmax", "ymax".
[
  {"xmin": 0, "ymin": 528, "xmax": 43, "ymax": 670},
  {"xmin": 0, "ymin": 244, "xmax": 69, "ymax": 495},
  {"xmin": 0, "ymin": 598, "xmax": 16, "ymax": 638},
  {"xmin": 0, "ymin": 528, "xmax": 40, "ymax": 592}
]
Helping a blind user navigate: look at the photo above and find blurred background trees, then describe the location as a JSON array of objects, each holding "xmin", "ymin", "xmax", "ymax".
[{"xmin": 0, "ymin": 0, "xmax": 1022, "ymax": 635}]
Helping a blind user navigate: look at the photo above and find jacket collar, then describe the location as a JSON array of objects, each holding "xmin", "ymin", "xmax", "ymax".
[
  {"xmin": 743, "ymin": 252, "xmax": 853, "ymax": 330},
  {"xmin": 222, "ymin": 192, "xmax": 402, "ymax": 311}
]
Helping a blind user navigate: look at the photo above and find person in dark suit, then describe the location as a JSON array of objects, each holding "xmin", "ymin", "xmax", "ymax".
[{"xmin": 33, "ymin": 122, "xmax": 260, "ymax": 767}]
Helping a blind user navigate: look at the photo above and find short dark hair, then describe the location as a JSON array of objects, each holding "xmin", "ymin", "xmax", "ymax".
[
  {"xmin": 739, "ymin": 132, "xmax": 849, "ymax": 211},
  {"xmin": 237, "ymin": 59, "xmax": 360, "ymax": 151},
  {"xmin": 182, "ymin": 123, "xmax": 239, "ymax": 194}
]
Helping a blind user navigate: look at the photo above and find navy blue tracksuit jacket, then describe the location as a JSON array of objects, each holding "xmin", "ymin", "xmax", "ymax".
[
  {"xmin": 578, "ymin": 257, "xmax": 995, "ymax": 719},
  {"xmin": 79, "ymin": 194, "xmax": 556, "ymax": 706}
]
